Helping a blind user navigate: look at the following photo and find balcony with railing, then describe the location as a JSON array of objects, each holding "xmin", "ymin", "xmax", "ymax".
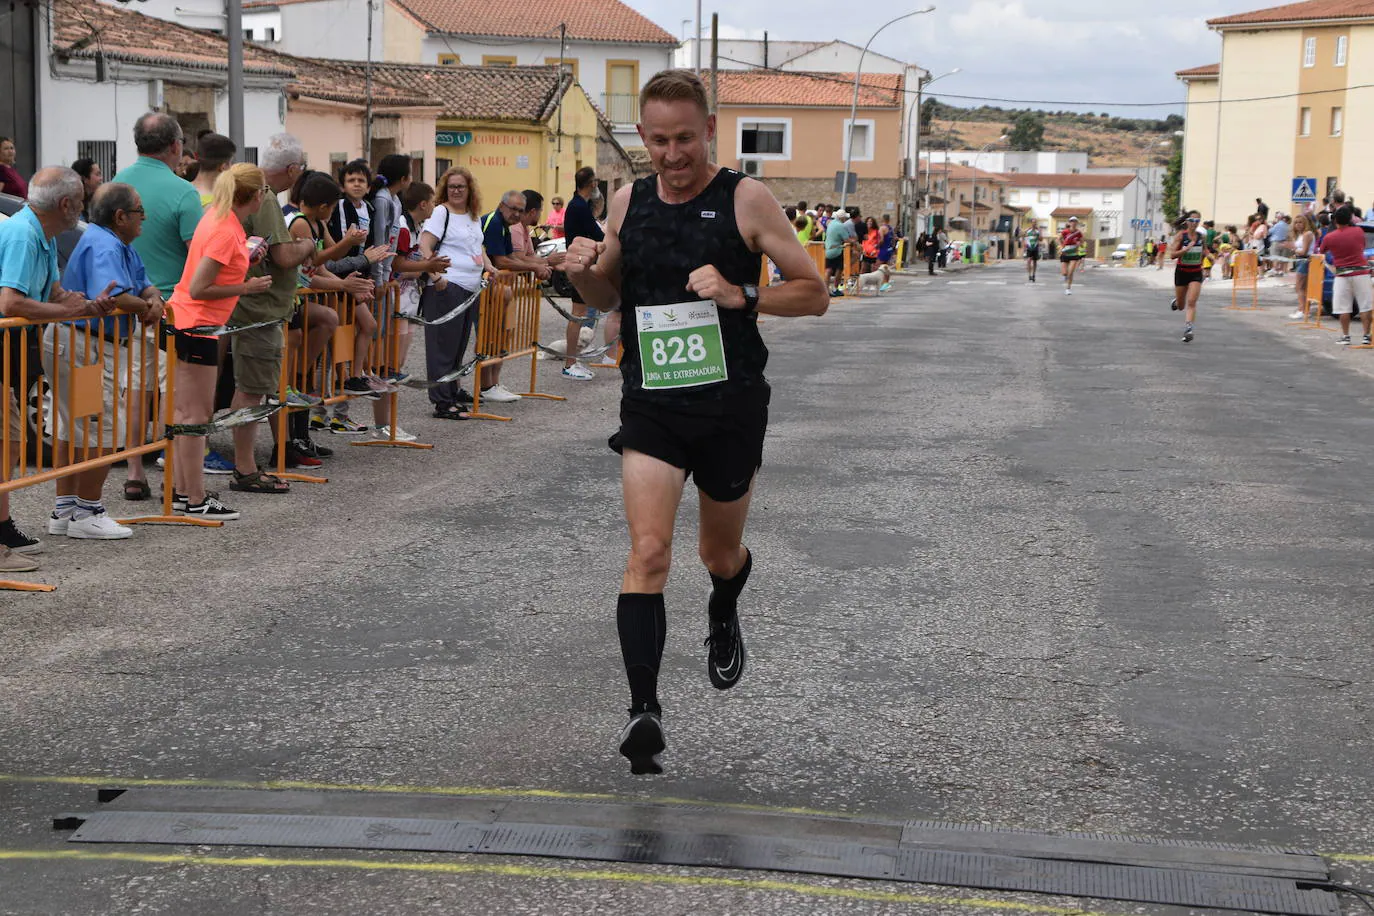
[{"xmin": 602, "ymin": 93, "xmax": 640, "ymax": 126}]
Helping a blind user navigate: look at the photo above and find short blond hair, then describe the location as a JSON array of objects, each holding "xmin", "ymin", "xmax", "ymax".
[{"xmin": 640, "ymin": 69, "xmax": 710, "ymax": 116}]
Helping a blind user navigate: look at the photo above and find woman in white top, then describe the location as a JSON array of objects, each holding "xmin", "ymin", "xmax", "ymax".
[
  {"xmin": 419, "ymin": 165, "xmax": 495, "ymax": 419},
  {"xmin": 1288, "ymin": 213, "xmax": 1316, "ymax": 320}
]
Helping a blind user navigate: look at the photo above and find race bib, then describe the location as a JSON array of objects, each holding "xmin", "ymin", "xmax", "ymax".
[
  {"xmin": 636, "ymin": 300, "xmax": 728, "ymax": 390},
  {"xmin": 1062, "ymin": 245, "xmax": 1080, "ymax": 257}
]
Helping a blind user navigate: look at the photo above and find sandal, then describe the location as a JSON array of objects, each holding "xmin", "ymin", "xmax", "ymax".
[
  {"xmin": 229, "ymin": 468, "xmax": 291, "ymax": 493},
  {"xmin": 123, "ymin": 479, "xmax": 151, "ymax": 501},
  {"xmin": 433, "ymin": 405, "xmax": 470, "ymax": 420}
]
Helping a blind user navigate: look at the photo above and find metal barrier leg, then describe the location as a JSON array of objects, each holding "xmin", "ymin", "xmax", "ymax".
[{"xmin": 352, "ymin": 291, "xmax": 432, "ymax": 449}]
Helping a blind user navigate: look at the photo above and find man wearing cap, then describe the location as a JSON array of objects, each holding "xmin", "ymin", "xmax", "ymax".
[
  {"xmin": 1059, "ymin": 216, "xmax": 1085, "ymax": 295},
  {"xmin": 824, "ymin": 209, "xmax": 851, "ymax": 296}
]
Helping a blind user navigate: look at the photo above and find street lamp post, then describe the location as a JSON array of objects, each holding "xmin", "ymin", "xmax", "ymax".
[
  {"xmin": 969, "ymin": 134, "xmax": 1006, "ymax": 254},
  {"xmin": 840, "ymin": 6, "xmax": 936, "ymax": 213},
  {"xmin": 906, "ymin": 67, "xmax": 959, "ymax": 238}
]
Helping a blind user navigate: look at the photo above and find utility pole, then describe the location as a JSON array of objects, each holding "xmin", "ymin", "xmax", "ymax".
[
  {"xmin": 364, "ymin": 0, "xmax": 374, "ymax": 160},
  {"xmin": 226, "ymin": 0, "xmax": 244, "ymax": 150},
  {"xmin": 694, "ymin": 0, "xmax": 702, "ymax": 73},
  {"xmin": 555, "ymin": 22, "xmax": 566, "ymax": 193},
  {"xmin": 709, "ymin": 13, "xmax": 718, "ymax": 161}
]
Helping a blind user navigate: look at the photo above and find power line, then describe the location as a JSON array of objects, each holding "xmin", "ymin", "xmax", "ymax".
[{"xmin": 716, "ymin": 55, "xmax": 1374, "ymax": 110}]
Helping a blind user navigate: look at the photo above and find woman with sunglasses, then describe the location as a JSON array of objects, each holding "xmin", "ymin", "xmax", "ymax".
[{"xmin": 1167, "ymin": 211, "xmax": 1216, "ymax": 343}]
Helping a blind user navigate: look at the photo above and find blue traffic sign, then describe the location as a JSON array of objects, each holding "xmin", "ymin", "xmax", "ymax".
[{"xmin": 1292, "ymin": 177, "xmax": 1317, "ymax": 202}]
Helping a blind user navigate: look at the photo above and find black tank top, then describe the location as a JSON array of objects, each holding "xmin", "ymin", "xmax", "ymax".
[{"xmin": 618, "ymin": 168, "xmax": 767, "ymax": 406}]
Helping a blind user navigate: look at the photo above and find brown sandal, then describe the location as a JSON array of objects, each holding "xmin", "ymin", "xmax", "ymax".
[
  {"xmin": 229, "ymin": 469, "xmax": 291, "ymax": 493},
  {"xmin": 123, "ymin": 479, "xmax": 151, "ymax": 501}
]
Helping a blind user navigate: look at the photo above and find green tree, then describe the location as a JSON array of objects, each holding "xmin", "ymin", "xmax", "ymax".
[
  {"xmin": 1162, "ymin": 134, "xmax": 1183, "ymax": 223},
  {"xmin": 920, "ymin": 97, "xmax": 939, "ymax": 134},
  {"xmin": 1007, "ymin": 112, "xmax": 1045, "ymax": 150}
]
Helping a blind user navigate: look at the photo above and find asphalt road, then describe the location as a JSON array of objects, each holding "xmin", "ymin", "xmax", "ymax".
[{"xmin": 3, "ymin": 261, "xmax": 1374, "ymax": 915}]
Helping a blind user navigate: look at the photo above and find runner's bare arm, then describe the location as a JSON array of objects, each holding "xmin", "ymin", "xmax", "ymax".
[
  {"xmin": 565, "ymin": 184, "xmax": 628, "ymax": 312},
  {"xmin": 688, "ymin": 178, "xmax": 827, "ymax": 317}
]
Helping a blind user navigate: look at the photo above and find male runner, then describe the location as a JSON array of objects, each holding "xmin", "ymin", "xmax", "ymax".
[
  {"xmin": 1024, "ymin": 223, "xmax": 1041, "ymax": 282},
  {"xmin": 1059, "ymin": 216, "xmax": 1084, "ymax": 294},
  {"xmin": 564, "ymin": 69, "xmax": 828, "ymax": 775},
  {"xmin": 1318, "ymin": 206, "xmax": 1372, "ymax": 346}
]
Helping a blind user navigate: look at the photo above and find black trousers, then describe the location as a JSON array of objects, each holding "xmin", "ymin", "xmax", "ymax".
[{"xmin": 421, "ymin": 282, "xmax": 477, "ymax": 408}]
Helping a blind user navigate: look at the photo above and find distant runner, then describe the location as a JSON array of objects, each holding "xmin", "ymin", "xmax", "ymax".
[
  {"xmin": 1024, "ymin": 224, "xmax": 1041, "ymax": 283},
  {"xmin": 1059, "ymin": 216, "xmax": 1084, "ymax": 294},
  {"xmin": 1167, "ymin": 211, "xmax": 1216, "ymax": 343}
]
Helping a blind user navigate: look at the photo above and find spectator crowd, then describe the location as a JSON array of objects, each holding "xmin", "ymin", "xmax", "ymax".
[{"xmin": 0, "ymin": 118, "xmax": 627, "ymax": 577}]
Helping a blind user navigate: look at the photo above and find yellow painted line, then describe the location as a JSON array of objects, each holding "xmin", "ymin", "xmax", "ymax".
[
  {"xmin": 0, "ymin": 848, "xmax": 1114, "ymax": 915},
  {"xmin": 1327, "ymin": 853, "xmax": 1374, "ymax": 863},
  {"xmin": 0, "ymin": 773, "xmax": 847, "ymax": 819}
]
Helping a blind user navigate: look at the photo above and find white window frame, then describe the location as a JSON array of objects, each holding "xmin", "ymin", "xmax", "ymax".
[
  {"xmin": 1303, "ymin": 37, "xmax": 1316, "ymax": 67},
  {"xmin": 737, "ymin": 118, "xmax": 791, "ymax": 161},
  {"xmin": 1009, "ymin": 189, "xmax": 1020, "ymax": 203},
  {"xmin": 1037, "ymin": 190, "xmax": 1050, "ymax": 203},
  {"xmin": 1336, "ymin": 35, "xmax": 1348, "ymax": 66},
  {"xmin": 1068, "ymin": 191, "xmax": 1081, "ymax": 204},
  {"xmin": 1102, "ymin": 194, "xmax": 1114, "ymax": 207},
  {"xmin": 841, "ymin": 118, "xmax": 876, "ymax": 162},
  {"xmin": 1300, "ymin": 107, "xmax": 1312, "ymax": 136},
  {"xmin": 1331, "ymin": 106, "xmax": 1344, "ymax": 137}
]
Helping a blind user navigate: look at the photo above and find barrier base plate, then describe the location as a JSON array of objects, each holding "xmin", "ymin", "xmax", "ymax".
[
  {"xmin": 350, "ymin": 440, "xmax": 434, "ymax": 450},
  {"xmin": 276, "ymin": 472, "xmax": 329, "ymax": 484},
  {"xmin": 55, "ymin": 787, "xmax": 1338, "ymax": 916},
  {"xmin": 119, "ymin": 515, "xmax": 223, "ymax": 528},
  {"xmin": 520, "ymin": 393, "xmax": 566, "ymax": 402}
]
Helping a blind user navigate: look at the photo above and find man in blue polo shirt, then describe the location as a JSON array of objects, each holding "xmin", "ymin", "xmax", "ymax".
[
  {"xmin": 477, "ymin": 189, "xmax": 551, "ymax": 403},
  {"xmin": 0, "ymin": 167, "xmax": 115, "ymax": 569},
  {"xmin": 46, "ymin": 182, "xmax": 165, "ymax": 541}
]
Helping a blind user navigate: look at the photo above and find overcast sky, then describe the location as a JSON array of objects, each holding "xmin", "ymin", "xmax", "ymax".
[{"xmin": 632, "ymin": 0, "xmax": 1273, "ymax": 117}]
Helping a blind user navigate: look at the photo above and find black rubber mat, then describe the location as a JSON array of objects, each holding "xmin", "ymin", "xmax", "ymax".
[{"xmin": 58, "ymin": 789, "xmax": 1339, "ymax": 916}]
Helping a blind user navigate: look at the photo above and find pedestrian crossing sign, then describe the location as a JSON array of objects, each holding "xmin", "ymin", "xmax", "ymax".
[{"xmin": 1292, "ymin": 177, "xmax": 1316, "ymax": 202}]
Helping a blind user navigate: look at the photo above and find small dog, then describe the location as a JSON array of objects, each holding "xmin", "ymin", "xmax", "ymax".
[
  {"xmin": 857, "ymin": 264, "xmax": 892, "ymax": 296},
  {"xmin": 535, "ymin": 326, "xmax": 595, "ymax": 360}
]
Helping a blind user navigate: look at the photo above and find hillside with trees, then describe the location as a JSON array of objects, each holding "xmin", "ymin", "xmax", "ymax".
[{"xmin": 921, "ymin": 100, "xmax": 1182, "ymax": 168}]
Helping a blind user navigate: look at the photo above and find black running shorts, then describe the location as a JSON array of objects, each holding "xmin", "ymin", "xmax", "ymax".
[
  {"xmin": 1059, "ymin": 253, "xmax": 1083, "ymax": 263},
  {"xmin": 610, "ymin": 387, "xmax": 769, "ymax": 503},
  {"xmin": 173, "ymin": 329, "xmax": 219, "ymax": 366},
  {"xmin": 825, "ymin": 255, "xmax": 843, "ymax": 272},
  {"xmin": 1174, "ymin": 267, "xmax": 1203, "ymax": 287},
  {"xmin": 1025, "ymin": 249, "xmax": 1040, "ymax": 261}
]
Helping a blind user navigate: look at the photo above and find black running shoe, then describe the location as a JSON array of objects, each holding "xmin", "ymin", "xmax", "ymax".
[
  {"xmin": 1170, "ymin": 298, "xmax": 1180, "ymax": 311},
  {"xmin": 705, "ymin": 616, "xmax": 747, "ymax": 690},
  {"xmin": 618, "ymin": 709, "xmax": 665, "ymax": 775},
  {"xmin": 0, "ymin": 518, "xmax": 42, "ymax": 555}
]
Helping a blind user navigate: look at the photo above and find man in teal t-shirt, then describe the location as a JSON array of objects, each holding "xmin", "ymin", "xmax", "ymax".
[
  {"xmin": 111, "ymin": 113, "xmax": 203, "ymax": 298},
  {"xmin": 824, "ymin": 210, "xmax": 850, "ymax": 295}
]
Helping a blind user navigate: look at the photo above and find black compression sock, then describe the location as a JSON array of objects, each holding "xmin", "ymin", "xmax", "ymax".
[
  {"xmin": 617, "ymin": 593, "xmax": 666, "ymax": 714},
  {"xmin": 708, "ymin": 548, "xmax": 752, "ymax": 624}
]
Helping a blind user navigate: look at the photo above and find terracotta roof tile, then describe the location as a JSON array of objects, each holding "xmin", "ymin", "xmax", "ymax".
[
  {"xmin": 392, "ymin": 0, "xmax": 677, "ymax": 44},
  {"xmin": 940, "ymin": 162, "xmax": 1009, "ymax": 182},
  {"xmin": 317, "ymin": 62, "xmax": 573, "ymax": 121},
  {"xmin": 1175, "ymin": 63, "xmax": 1220, "ymax": 78},
  {"xmin": 1003, "ymin": 172, "xmax": 1136, "ymax": 190},
  {"xmin": 53, "ymin": 0, "xmax": 294, "ymax": 77},
  {"xmin": 715, "ymin": 70, "xmax": 902, "ymax": 108},
  {"xmin": 1208, "ymin": 1, "xmax": 1374, "ymax": 27},
  {"xmin": 255, "ymin": 49, "xmax": 439, "ymax": 106},
  {"xmin": 1051, "ymin": 207, "xmax": 1094, "ymax": 217}
]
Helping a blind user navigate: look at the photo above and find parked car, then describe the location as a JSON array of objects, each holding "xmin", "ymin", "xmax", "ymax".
[
  {"xmin": 0, "ymin": 192, "xmax": 86, "ymax": 464},
  {"xmin": 1110, "ymin": 243, "xmax": 1133, "ymax": 261}
]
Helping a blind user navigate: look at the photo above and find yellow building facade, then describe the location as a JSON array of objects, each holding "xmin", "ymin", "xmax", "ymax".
[{"xmin": 1180, "ymin": 4, "xmax": 1374, "ymax": 225}]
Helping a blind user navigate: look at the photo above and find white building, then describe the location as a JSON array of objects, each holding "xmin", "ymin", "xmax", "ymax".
[
  {"xmin": 924, "ymin": 150, "xmax": 1090, "ymax": 174},
  {"xmin": 46, "ymin": 0, "xmax": 290, "ymax": 176},
  {"xmin": 1002, "ymin": 173, "xmax": 1147, "ymax": 247}
]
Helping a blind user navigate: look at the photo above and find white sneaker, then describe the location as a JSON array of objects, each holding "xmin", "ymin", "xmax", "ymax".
[
  {"xmin": 373, "ymin": 425, "xmax": 418, "ymax": 442},
  {"xmin": 67, "ymin": 511, "xmax": 133, "ymax": 540},
  {"xmin": 1287, "ymin": 310, "xmax": 1304, "ymax": 320},
  {"xmin": 481, "ymin": 384, "xmax": 522, "ymax": 403},
  {"xmin": 562, "ymin": 362, "xmax": 594, "ymax": 381},
  {"xmin": 47, "ymin": 512, "xmax": 71, "ymax": 536}
]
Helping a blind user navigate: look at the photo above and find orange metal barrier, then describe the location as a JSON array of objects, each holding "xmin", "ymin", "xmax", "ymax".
[
  {"xmin": 805, "ymin": 242, "xmax": 827, "ymax": 281},
  {"xmin": 277, "ymin": 284, "xmax": 433, "ymax": 482},
  {"xmin": 468, "ymin": 272, "xmax": 566, "ymax": 421},
  {"xmin": 1227, "ymin": 250, "xmax": 1260, "ymax": 310},
  {"xmin": 1295, "ymin": 257, "xmax": 1333, "ymax": 332},
  {"xmin": 1, "ymin": 311, "xmax": 217, "ymax": 592}
]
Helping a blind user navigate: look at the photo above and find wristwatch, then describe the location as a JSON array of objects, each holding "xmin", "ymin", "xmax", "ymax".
[{"xmin": 741, "ymin": 283, "xmax": 759, "ymax": 313}]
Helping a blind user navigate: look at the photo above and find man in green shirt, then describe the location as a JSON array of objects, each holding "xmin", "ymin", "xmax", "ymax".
[
  {"xmin": 224, "ymin": 134, "xmax": 371, "ymax": 484},
  {"xmin": 111, "ymin": 113, "xmax": 203, "ymax": 299},
  {"xmin": 824, "ymin": 210, "xmax": 851, "ymax": 296}
]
